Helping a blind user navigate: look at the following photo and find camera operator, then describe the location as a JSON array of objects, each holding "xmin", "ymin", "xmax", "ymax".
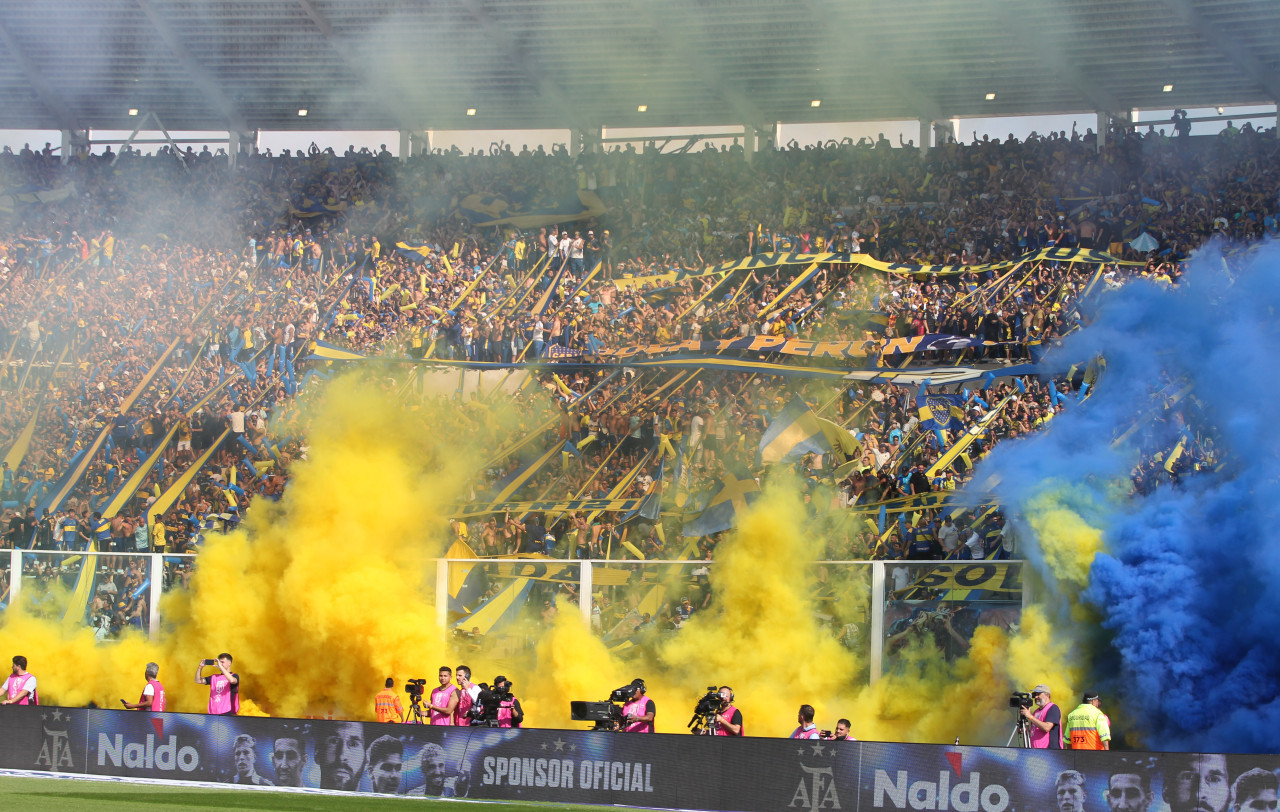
[
  {"xmin": 712, "ymin": 686, "xmax": 743, "ymax": 736},
  {"xmin": 791, "ymin": 704, "xmax": 821, "ymax": 739},
  {"xmin": 821, "ymin": 718, "xmax": 855, "ymax": 741},
  {"xmin": 620, "ymin": 678, "xmax": 655, "ymax": 733},
  {"xmin": 1020, "ymin": 684, "xmax": 1062, "ymax": 749},
  {"xmin": 428, "ymin": 666, "xmax": 459, "ymax": 725},
  {"xmin": 491, "ymin": 676, "xmax": 523, "ymax": 728}
]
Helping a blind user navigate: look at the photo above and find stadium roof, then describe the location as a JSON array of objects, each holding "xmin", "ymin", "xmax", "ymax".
[{"xmin": 1, "ymin": 0, "xmax": 1277, "ymax": 134}]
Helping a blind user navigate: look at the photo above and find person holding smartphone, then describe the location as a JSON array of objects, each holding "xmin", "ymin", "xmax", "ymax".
[
  {"xmin": 121, "ymin": 662, "xmax": 165, "ymax": 711},
  {"xmin": 195, "ymin": 653, "xmax": 239, "ymax": 715}
]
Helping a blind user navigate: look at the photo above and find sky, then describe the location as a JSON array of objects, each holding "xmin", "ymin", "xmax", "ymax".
[{"xmin": 0, "ymin": 104, "xmax": 1272, "ymax": 158}]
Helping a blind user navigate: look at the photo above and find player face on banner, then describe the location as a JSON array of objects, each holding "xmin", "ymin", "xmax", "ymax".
[
  {"xmin": 315, "ymin": 721, "xmax": 366, "ymax": 791},
  {"xmin": 270, "ymin": 733, "xmax": 306, "ymax": 787},
  {"xmin": 365, "ymin": 734, "xmax": 404, "ymax": 795}
]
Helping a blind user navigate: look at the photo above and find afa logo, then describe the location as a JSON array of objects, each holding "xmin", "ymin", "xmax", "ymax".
[
  {"xmin": 788, "ymin": 741, "xmax": 844, "ymax": 811},
  {"xmin": 34, "ymin": 709, "xmax": 74, "ymax": 770}
]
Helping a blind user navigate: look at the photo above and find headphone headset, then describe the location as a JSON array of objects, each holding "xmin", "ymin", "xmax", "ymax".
[{"xmin": 720, "ymin": 686, "xmax": 734, "ymax": 702}]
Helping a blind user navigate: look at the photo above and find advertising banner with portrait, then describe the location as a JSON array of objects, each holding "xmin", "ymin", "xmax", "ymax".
[{"xmin": 0, "ymin": 706, "xmax": 1275, "ymax": 812}]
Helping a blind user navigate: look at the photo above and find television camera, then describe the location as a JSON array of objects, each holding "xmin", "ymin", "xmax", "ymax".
[
  {"xmin": 570, "ymin": 680, "xmax": 644, "ymax": 731},
  {"xmin": 467, "ymin": 676, "xmax": 515, "ymax": 727},
  {"xmin": 688, "ymin": 686, "xmax": 727, "ymax": 735}
]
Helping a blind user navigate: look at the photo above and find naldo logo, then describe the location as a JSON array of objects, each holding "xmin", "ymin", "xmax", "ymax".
[
  {"xmin": 873, "ymin": 752, "xmax": 1011, "ymax": 812},
  {"xmin": 97, "ymin": 718, "xmax": 199, "ymax": 772}
]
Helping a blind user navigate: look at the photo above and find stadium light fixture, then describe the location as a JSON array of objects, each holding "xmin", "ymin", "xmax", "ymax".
[
  {"xmin": 637, "ymin": 105, "xmax": 647, "ymax": 112},
  {"xmin": 810, "ymin": 99, "xmax": 821, "ymax": 108},
  {"xmin": 985, "ymin": 92, "xmax": 996, "ymax": 100},
  {"xmin": 1162, "ymin": 84, "xmax": 1173, "ymax": 92},
  {"xmin": 466, "ymin": 108, "xmax": 477, "ymax": 116},
  {"xmin": 128, "ymin": 108, "xmax": 138, "ymax": 116},
  {"xmin": 297, "ymin": 108, "xmax": 308, "ymax": 116}
]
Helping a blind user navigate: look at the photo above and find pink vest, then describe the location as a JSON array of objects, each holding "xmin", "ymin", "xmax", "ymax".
[
  {"xmin": 207, "ymin": 673, "xmax": 238, "ymax": 715},
  {"xmin": 497, "ymin": 698, "xmax": 517, "ymax": 728},
  {"xmin": 4, "ymin": 673, "xmax": 36, "ymax": 705},
  {"xmin": 430, "ymin": 684, "xmax": 456, "ymax": 725},
  {"xmin": 1030, "ymin": 702, "xmax": 1058, "ymax": 748},
  {"xmin": 622, "ymin": 695, "xmax": 653, "ymax": 732},
  {"xmin": 714, "ymin": 703, "xmax": 741, "ymax": 736},
  {"xmin": 791, "ymin": 724, "xmax": 820, "ymax": 739},
  {"xmin": 453, "ymin": 686, "xmax": 474, "ymax": 727},
  {"xmin": 143, "ymin": 679, "xmax": 166, "ymax": 712}
]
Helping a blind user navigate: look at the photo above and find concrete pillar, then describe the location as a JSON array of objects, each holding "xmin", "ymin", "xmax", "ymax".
[
  {"xmin": 743, "ymin": 123, "xmax": 756, "ymax": 164},
  {"xmin": 919, "ymin": 118, "xmax": 931, "ymax": 153},
  {"xmin": 1096, "ymin": 111, "xmax": 1108, "ymax": 151},
  {"xmin": 399, "ymin": 129, "xmax": 411, "ymax": 162},
  {"xmin": 569, "ymin": 128, "xmax": 582, "ymax": 157}
]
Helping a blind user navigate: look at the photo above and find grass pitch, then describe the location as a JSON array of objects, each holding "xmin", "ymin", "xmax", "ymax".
[{"xmin": 0, "ymin": 775, "xmax": 623, "ymax": 811}]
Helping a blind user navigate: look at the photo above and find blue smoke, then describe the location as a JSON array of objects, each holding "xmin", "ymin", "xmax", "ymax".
[{"xmin": 981, "ymin": 238, "xmax": 1280, "ymax": 752}]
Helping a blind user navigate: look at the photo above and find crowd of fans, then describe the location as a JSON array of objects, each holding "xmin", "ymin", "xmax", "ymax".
[{"xmin": 0, "ymin": 117, "xmax": 1269, "ymax": 639}]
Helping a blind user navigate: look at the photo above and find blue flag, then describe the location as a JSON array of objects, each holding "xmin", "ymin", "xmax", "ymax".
[
  {"xmin": 916, "ymin": 393, "xmax": 966, "ymax": 433},
  {"xmin": 682, "ymin": 472, "xmax": 761, "ymax": 537}
]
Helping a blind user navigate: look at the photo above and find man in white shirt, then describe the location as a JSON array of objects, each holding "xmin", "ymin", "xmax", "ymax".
[
  {"xmin": 1, "ymin": 655, "xmax": 37, "ymax": 705},
  {"xmin": 937, "ymin": 516, "xmax": 960, "ymax": 554}
]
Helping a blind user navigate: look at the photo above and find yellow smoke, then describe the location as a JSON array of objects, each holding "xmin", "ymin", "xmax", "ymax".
[
  {"xmin": 0, "ymin": 372, "xmax": 1099, "ymax": 747},
  {"xmin": 0, "ymin": 373, "xmax": 492, "ymax": 716},
  {"xmin": 656, "ymin": 486, "xmax": 861, "ymax": 736},
  {"xmin": 1023, "ymin": 485, "xmax": 1105, "ymax": 596}
]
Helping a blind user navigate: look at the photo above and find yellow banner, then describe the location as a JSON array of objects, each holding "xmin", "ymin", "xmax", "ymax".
[{"xmin": 612, "ymin": 246, "xmax": 1139, "ymax": 291}]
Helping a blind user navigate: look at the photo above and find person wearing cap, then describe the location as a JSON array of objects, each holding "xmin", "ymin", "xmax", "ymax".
[
  {"xmin": 1019, "ymin": 683, "xmax": 1062, "ymax": 749},
  {"xmin": 1063, "ymin": 691, "xmax": 1110, "ymax": 749},
  {"xmin": 491, "ymin": 676, "xmax": 523, "ymax": 728}
]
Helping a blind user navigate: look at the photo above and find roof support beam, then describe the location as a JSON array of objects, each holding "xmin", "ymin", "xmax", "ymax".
[
  {"xmin": 634, "ymin": 0, "xmax": 771, "ymax": 132},
  {"xmin": 805, "ymin": 0, "xmax": 944, "ymax": 123},
  {"xmin": 135, "ymin": 0, "xmax": 247, "ymax": 132},
  {"xmin": 295, "ymin": 0, "xmax": 417, "ymax": 130},
  {"xmin": 0, "ymin": 15, "xmax": 77, "ymax": 131},
  {"xmin": 456, "ymin": 0, "xmax": 587, "ymax": 132},
  {"xmin": 996, "ymin": 0, "xmax": 1124, "ymax": 116},
  {"xmin": 1163, "ymin": 0, "xmax": 1280, "ymax": 102}
]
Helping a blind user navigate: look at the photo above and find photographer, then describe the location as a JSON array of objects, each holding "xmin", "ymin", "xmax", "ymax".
[
  {"xmin": 620, "ymin": 678, "xmax": 655, "ymax": 733},
  {"xmin": 822, "ymin": 719, "xmax": 855, "ymax": 741},
  {"xmin": 491, "ymin": 676, "xmax": 523, "ymax": 728},
  {"xmin": 713, "ymin": 686, "xmax": 743, "ymax": 736},
  {"xmin": 194, "ymin": 653, "xmax": 239, "ymax": 715},
  {"xmin": 1020, "ymin": 684, "xmax": 1062, "ymax": 749}
]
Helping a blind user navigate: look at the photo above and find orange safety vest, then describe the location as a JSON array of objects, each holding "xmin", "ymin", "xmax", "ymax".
[{"xmin": 374, "ymin": 688, "xmax": 403, "ymax": 723}]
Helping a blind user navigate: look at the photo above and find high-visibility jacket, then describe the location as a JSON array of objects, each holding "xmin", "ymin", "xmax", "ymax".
[{"xmin": 1063, "ymin": 702, "xmax": 1110, "ymax": 749}]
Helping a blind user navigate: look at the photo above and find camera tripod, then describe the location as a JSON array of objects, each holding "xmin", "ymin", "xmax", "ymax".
[
  {"xmin": 1005, "ymin": 711, "xmax": 1031, "ymax": 748},
  {"xmin": 406, "ymin": 695, "xmax": 427, "ymax": 725}
]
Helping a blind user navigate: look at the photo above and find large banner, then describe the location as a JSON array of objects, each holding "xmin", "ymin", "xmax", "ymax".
[
  {"xmin": 3, "ymin": 705, "xmax": 1275, "ymax": 811},
  {"xmin": 612, "ymin": 246, "xmax": 1140, "ymax": 291}
]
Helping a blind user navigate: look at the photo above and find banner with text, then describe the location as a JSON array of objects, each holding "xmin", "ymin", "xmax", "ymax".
[{"xmin": 2, "ymin": 706, "xmax": 1275, "ymax": 812}]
